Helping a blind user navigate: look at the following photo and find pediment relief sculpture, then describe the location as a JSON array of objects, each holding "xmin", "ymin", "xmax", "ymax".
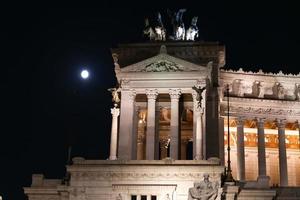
[
  {"xmin": 120, "ymin": 53, "xmax": 207, "ymax": 73},
  {"xmin": 143, "ymin": 60, "xmax": 183, "ymax": 72}
]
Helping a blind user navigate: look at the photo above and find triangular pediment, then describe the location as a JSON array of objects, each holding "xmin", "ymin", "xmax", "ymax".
[{"xmin": 120, "ymin": 53, "xmax": 208, "ymax": 72}]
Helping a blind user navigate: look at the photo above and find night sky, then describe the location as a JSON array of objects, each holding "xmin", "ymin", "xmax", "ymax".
[{"xmin": 1, "ymin": 1, "xmax": 297, "ymax": 199}]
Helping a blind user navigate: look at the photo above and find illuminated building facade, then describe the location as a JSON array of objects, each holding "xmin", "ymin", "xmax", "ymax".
[{"xmin": 24, "ymin": 41, "xmax": 300, "ymax": 200}]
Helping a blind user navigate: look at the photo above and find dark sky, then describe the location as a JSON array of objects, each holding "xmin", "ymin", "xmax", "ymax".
[{"xmin": 1, "ymin": 1, "xmax": 297, "ymax": 199}]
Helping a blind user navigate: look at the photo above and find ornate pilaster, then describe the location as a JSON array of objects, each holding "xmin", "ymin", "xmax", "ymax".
[
  {"xmin": 118, "ymin": 89, "xmax": 136, "ymax": 160},
  {"xmin": 277, "ymin": 119, "xmax": 288, "ymax": 186},
  {"xmin": 146, "ymin": 89, "xmax": 158, "ymax": 160},
  {"xmin": 169, "ymin": 89, "xmax": 181, "ymax": 159},
  {"xmin": 109, "ymin": 108, "xmax": 120, "ymax": 160},
  {"xmin": 192, "ymin": 90, "xmax": 203, "ymax": 160},
  {"xmin": 236, "ymin": 117, "xmax": 245, "ymax": 181},
  {"xmin": 256, "ymin": 118, "xmax": 267, "ymax": 177}
]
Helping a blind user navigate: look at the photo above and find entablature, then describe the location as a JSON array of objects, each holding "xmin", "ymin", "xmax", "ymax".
[{"xmin": 220, "ymin": 97, "xmax": 300, "ymax": 121}]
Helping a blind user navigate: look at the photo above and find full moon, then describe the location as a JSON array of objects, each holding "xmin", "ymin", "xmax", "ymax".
[{"xmin": 81, "ymin": 69, "xmax": 89, "ymax": 79}]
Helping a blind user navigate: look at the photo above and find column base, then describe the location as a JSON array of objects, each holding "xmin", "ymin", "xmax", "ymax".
[
  {"xmin": 244, "ymin": 175, "xmax": 270, "ymax": 189},
  {"xmin": 109, "ymin": 156, "xmax": 117, "ymax": 160},
  {"xmin": 193, "ymin": 154, "xmax": 203, "ymax": 160}
]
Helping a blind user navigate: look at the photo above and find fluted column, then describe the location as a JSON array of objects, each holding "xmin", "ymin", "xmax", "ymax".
[
  {"xmin": 169, "ymin": 89, "xmax": 181, "ymax": 160},
  {"xmin": 146, "ymin": 89, "xmax": 158, "ymax": 160},
  {"xmin": 192, "ymin": 90, "xmax": 203, "ymax": 160},
  {"xmin": 277, "ymin": 119, "xmax": 288, "ymax": 186},
  {"xmin": 236, "ymin": 117, "xmax": 245, "ymax": 181},
  {"xmin": 109, "ymin": 107, "xmax": 120, "ymax": 160},
  {"xmin": 257, "ymin": 118, "xmax": 267, "ymax": 177},
  {"xmin": 118, "ymin": 90, "xmax": 136, "ymax": 160}
]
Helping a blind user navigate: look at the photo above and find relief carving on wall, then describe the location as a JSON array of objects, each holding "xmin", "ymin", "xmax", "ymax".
[{"xmin": 188, "ymin": 174, "xmax": 221, "ymax": 200}]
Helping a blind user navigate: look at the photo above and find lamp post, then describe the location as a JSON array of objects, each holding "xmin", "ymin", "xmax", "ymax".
[{"xmin": 224, "ymin": 83, "xmax": 234, "ymax": 183}]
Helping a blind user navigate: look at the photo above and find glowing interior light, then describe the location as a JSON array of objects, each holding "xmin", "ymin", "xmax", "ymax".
[{"xmin": 81, "ymin": 70, "xmax": 89, "ymax": 79}]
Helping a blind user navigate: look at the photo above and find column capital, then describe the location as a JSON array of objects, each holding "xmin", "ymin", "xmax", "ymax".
[
  {"xmin": 236, "ymin": 116, "xmax": 246, "ymax": 126},
  {"xmin": 276, "ymin": 119, "xmax": 286, "ymax": 129},
  {"xmin": 111, "ymin": 108, "xmax": 120, "ymax": 117},
  {"xmin": 255, "ymin": 118, "xmax": 266, "ymax": 127},
  {"xmin": 169, "ymin": 89, "xmax": 181, "ymax": 100},
  {"xmin": 146, "ymin": 89, "xmax": 158, "ymax": 100},
  {"xmin": 122, "ymin": 89, "xmax": 136, "ymax": 101}
]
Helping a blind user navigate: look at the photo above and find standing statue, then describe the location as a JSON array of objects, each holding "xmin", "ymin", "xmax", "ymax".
[
  {"xmin": 168, "ymin": 9, "xmax": 186, "ymax": 40},
  {"xmin": 154, "ymin": 12, "xmax": 166, "ymax": 41},
  {"xmin": 143, "ymin": 18, "xmax": 156, "ymax": 40},
  {"xmin": 186, "ymin": 16, "xmax": 199, "ymax": 41},
  {"xmin": 107, "ymin": 87, "xmax": 121, "ymax": 107},
  {"xmin": 188, "ymin": 174, "xmax": 219, "ymax": 200},
  {"xmin": 192, "ymin": 85, "xmax": 206, "ymax": 108}
]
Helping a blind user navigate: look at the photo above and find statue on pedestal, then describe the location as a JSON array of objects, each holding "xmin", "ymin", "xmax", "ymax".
[
  {"xmin": 192, "ymin": 85, "xmax": 206, "ymax": 108},
  {"xmin": 188, "ymin": 174, "xmax": 219, "ymax": 200},
  {"xmin": 108, "ymin": 87, "xmax": 121, "ymax": 107}
]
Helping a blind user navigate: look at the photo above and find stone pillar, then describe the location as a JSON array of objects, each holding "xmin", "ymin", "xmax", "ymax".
[
  {"xmin": 257, "ymin": 118, "xmax": 267, "ymax": 177},
  {"xmin": 109, "ymin": 107, "xmax": 120, "ymax": 160},
  {"xmin": 155, "ymin": 106, "xmax": 160, "ymax": 160},
  {"xmin": 146, "ymin": 89, "xmax": 158, "ymax": 160},
  {"xmin": 236, "ymin": 117, "xmax": 245, "ymax": 181},
  {"xmin": 118, "ymin": 90, "xmax": 136, "ymax": 160},
  {"xmin": 181, "ymin": 139, "xmax": 189, "ymax": 160},
  {"xmin": 192, "ymin": 90, "xmax": 203, "ymax": 160},
  {"xmin": 277, "ymin": 119, "xmax": 288, "ymax": 186},
  {"xmin": 137, "ymin": 195, "xmax": 141, "ymax": 200},
  {"xmin": 132, "ymin": 106, "xmax": 140, "ymax": 160},
  {"xmin": 169, "ymin": 89, "xmax": 181, "ymax": 160}
]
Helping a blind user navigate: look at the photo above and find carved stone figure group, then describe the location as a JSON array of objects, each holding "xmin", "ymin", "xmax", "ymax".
[
  {"xmin": 188, "ymin": 174, "xmax": 220, "ymax": 200},
  {"xmin": 144, "ymin": 9, "xmax": 199, "ymax": 41}
]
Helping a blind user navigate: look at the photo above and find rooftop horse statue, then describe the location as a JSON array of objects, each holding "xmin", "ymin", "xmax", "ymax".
[
  {"xmin": 186, "ymin": 16, "xmax": 199, "ymax": 41},
  {"xmin": 143, "ymin": 18, "xmax": 156, "ymax": 40},
  {"xmin": 168, "ymin": 9, "xmax": 186, "ymax": 40},
  {"xmin": 154, "ymin": 12, "xmax": 166, "ymax": 41}
]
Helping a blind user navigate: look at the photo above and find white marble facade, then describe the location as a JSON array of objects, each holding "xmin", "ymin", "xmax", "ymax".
[{"xmin": 24, "ymin": 42, "xmax": 300, "ymax": 199}]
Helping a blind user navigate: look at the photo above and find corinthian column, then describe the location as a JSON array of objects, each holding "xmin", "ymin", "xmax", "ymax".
[
  {"xmin": 192, "ymin": 90, "xmax": 203, "ymax": 160},
  {"xmin": 277, "ymin": 119, "xmax": 288, "ymax": 186},
  {"xmin": 146, "ymin": 89, "xmax": 158, "ymax": 160},
  {"xmin": 118, "ymin": 90, "xmax": 136, "ymax": 160},
  {"xmin": 257, "ymin": 118, "xmax": 267, "ymax": 177},
  {"xmin": 236, "ymin": 117, "xmax": 245, "ymax": 181},
  {"xmin": 169, "ymin": 89, "xmax": 181, "ymax": 160},
  {"xmin": 109, "ymin": 107, "xmax": 120, "ymax": 160}
]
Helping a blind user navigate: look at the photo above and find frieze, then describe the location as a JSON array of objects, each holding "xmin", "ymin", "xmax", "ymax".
[
  {"xmin": 71, "ymin": 171, "xmax": 220, "ymax": 181},
  {"xmin": 220, "ymin": 104, "xmax": 300, "ymax": 118}
]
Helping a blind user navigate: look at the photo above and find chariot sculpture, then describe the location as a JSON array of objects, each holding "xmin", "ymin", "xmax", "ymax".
[{"xmin": 143, "ymin": 9, "xmax": 199, "ymax": 41}]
